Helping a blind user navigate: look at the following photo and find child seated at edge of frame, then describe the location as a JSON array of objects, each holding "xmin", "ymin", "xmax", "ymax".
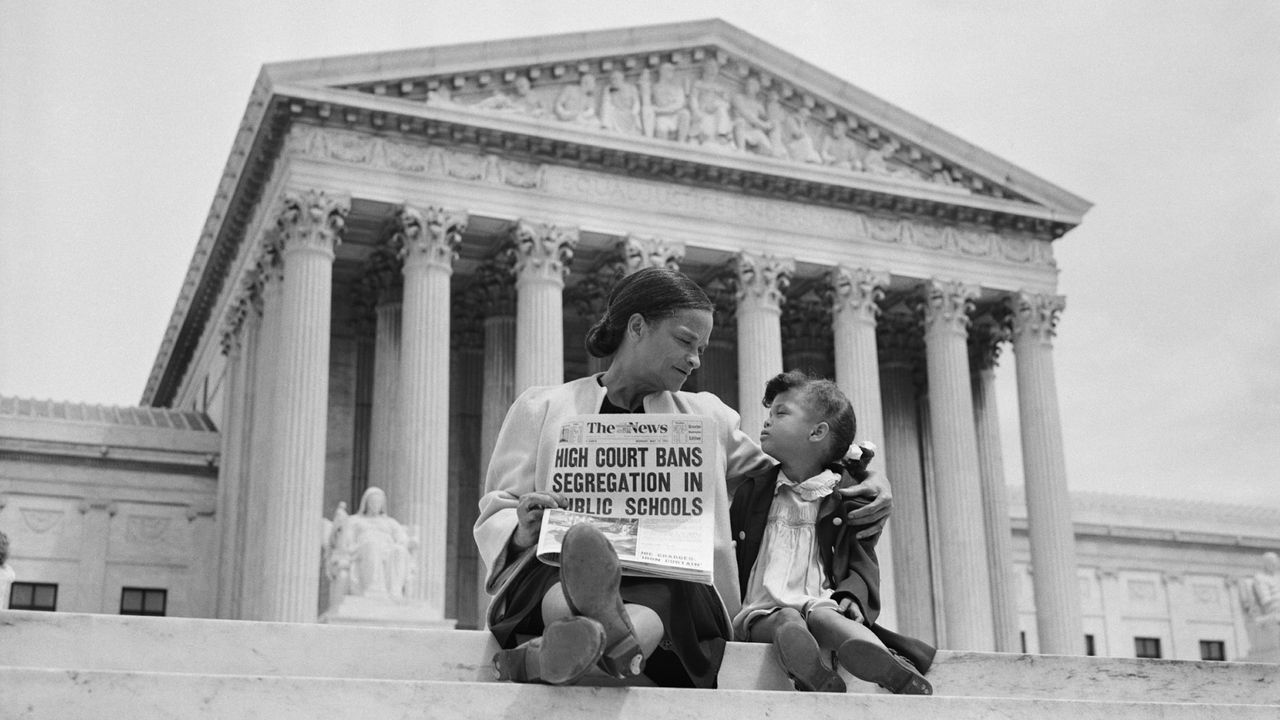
[{"xmin": 728, "ymin": 369, "xmax": 934, "ymax": 694}]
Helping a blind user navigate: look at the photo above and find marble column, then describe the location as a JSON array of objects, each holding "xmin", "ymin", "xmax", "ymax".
[
  {"xmin": 75, "ymin": 499, "xmax": 115, "ymax": 611},
  {"xmin": 214, "ymin": 290, "xmax": 254, "ymax": 620},
  {"xmin": 918, "ymin": 278, "xmax": 994, "ymax": 650},
  {"xmin": 1009, "ymin": 291, "xmax": 1083, "ymax": 655},
  {"xmin": 512, "ymin": 220, "xmax": 578, "ymax": 395},
  {"xmin": 877, "ymin": 308, "xmax": 934, "ymax": 641},
  {"xmin": 259, "ymin": 189, "xmax": 348, "ymax": 623},
  {"xmin": 474, "ymin": 257, "xmax": 517, "ymax": 626},
  {"xmin": 829, "ymin": 266, "xmax": 895, "ymax": 629},
  {"xmin": 702, "ymin": 272, "xmax": 739, "ymax": 409},
  {"xmin": 449, "ymin": 305, "xmax": 485, "ymax": 628},
  {"xmin": 241, "ymin": 253, "xmax": 282, "ymax": 621},
  {"xmin": 969, "ymin": 315, "xmax": 1020, "ymax": 652},
  {"xmin": 782, "ymin": 289, "xmax": 833, "ymax": 380},
  {"xmin": 369, "ymin": 286, "xmax": 402, "ymax": 500},
  {"xmin": 1097, "ymin": 569, "xmax": 1128, "ymax": 657},
  {"xmin": 735, "ymin": 251, "xmax": 793, "ymax": 438},
  {"xmin": 398, "ymin": 205, "xmax": 467, "ymax": 618}
]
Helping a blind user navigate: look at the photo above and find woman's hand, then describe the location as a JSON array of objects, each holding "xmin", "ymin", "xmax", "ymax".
[
  {"xmin": 838, "ymin": 597, "xmax": 865, "ymax": 623},
  {"xmin": 838, "ymin": 470, "xmax": 893, "ymax": 539},
  {"xmin": 510, "ymin": 492, "xmax": 567, "ymax": 550}
]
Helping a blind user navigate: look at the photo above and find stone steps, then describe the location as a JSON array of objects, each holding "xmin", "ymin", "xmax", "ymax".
[
  {"xmin": 8, "ymin": 668, "xmax": 1279, "ymax": 720},
  {"xmin": 3, "ymin": 609, "xmax": 1277, "ymax": 718}
]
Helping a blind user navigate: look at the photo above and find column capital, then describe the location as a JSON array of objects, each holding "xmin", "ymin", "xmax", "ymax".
[
  {"xmin": 350, "ymin": 241, "xmax": 403, "ymax": 337},
  {"xmin": 918, "ymin": 278, "xmax": 978, "ymax": 338},
  {"xmin": 830, "ymin": 265, "xmax": 889, "ymax": 323},
  {"xmin": 399, "ymin": 205, "xmax": 467, "ymax": 273},
  {"xmin": 511, "ymin": 220, "xmax": 578, "ymax": 284},
  {"xmin": 969, "ymin": 309, "xmax": 1012, "ymax": 372},
  {"xmin": 1008, "ymin": 291, "xmax": 1066, "ymax": 346},
  {"xmin": 735, "ymin": 251, "xmax": 794, "ymax": 309},
  {"xmin": 619, "ymin": 234, "xmax": 685, "ymax": 275},
  {"xmin": 277, "ymin": 189, "xmax": 349, "ymax": 256}
]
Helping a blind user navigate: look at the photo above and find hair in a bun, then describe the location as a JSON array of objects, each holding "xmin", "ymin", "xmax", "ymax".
[{"xmin": 584, "ymin": 267, "xmax": 713, "ymax": 358}]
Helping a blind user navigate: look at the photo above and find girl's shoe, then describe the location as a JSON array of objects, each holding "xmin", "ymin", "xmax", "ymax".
[
  {"xmin": 492, "ymin": 616, "xmax": 607, "ymax": 685},
  {"xmin": 559, "ymin": 523, "xmax": 645, "ymax": 678},
  {"xmin": 837, "ymin": 638, "xmax": 932, "ymax": 695},
  {"xmin": 773, "ymin": 622, "xmax": 846, "ymax": 693}
]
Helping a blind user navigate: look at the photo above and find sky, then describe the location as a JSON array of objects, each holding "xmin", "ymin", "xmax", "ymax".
[{"xmin": 1, "ymin": 1, "xmax": 1277, "ymax": 509}]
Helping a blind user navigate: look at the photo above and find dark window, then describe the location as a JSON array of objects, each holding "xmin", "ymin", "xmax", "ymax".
[
  {"xmin": 1134, "ymin": 637, "xmax": 1162, "ymax": 659},
  {"xmin": 1199, "ymin": 640, "xmax": 1225, "ymax": 661},
  {"xmin": 120, "ymin": 587, "xmax": 167, "ymax": 617},
  {"xmin": 9, "ymin": 582, "xmax": 57, "ymax": 611},
  {"xmin": 1085, "ymin": 634, "xmax": 1096, "ymax": 656},
  {"xmin": 1020, "ymin": 630, "xmax": 1027, "ymax": 653}
]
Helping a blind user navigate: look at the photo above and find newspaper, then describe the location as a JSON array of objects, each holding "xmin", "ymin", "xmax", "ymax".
[{"xmin": 536, "ymin": 414, "xmax": 716, "ymax": 584}]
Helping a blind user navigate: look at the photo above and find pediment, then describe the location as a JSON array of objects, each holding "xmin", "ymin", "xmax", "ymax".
[{"xmin": 263, "ymin": 20, "xmax": 1089, "ymax": 224}]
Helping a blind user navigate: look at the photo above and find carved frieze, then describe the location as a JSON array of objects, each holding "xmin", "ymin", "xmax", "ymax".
[
  {"xmin": 125, "ymin": 515, "xmax": 171, "ymax": 544},
  {"xmin": 20, "ymin": 508, "xmax": 63, "ymax": 534},
  {"xmin": 283, "ymin": 125, "xmax": 1057, "ymax": 270}
]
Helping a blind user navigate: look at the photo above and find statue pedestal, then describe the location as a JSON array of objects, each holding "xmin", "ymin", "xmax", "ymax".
[
  {"xmin": 321, "ymin": 596, "xmax": 456, "ymax": 630},
  {"xmin": 1243, "ymin": 620, "xmax": 1280, "ymax": 663}
]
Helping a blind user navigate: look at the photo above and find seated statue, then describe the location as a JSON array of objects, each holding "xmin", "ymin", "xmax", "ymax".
[
  {"xmin": 474, "ymin": 76, "xmax": 546, "ymax": 118},
  {"xmin": 327, "ymin": 487, "xmax": 416, "ymax": 601},
  {"xmin": 1242, "ymin": 551, "xmax": 1280, "ymax": 625},
  {"xmin": 643, "ymin": 63, "xmax": 690, "ymax": 142},
  {"xmin": 0, "ymin": 531, "xmax": 14, "ymax": 610}
]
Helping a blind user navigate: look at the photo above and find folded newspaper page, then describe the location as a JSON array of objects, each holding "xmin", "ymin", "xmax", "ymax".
[{"xmin": 536, "ymin": 414, "xmax": 716, "ymax": 584}]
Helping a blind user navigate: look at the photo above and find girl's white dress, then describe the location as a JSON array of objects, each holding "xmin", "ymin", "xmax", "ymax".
[{"xmin": 733, "ymin": 468, "xmax": 841, "ymax": 637}]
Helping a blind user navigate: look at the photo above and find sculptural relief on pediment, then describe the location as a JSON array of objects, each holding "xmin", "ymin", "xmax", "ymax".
[{"xmin": 338, "ymin": 49, "xmax": 1020, "ymax": 200}]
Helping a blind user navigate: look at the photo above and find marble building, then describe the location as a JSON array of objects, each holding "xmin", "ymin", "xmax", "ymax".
[{"xmin": 7, "ymin": 20, "xmax": 1268, "ymax": 661}]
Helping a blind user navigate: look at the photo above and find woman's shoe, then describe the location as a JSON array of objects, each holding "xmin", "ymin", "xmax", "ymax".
[
  {"xmin": 559, "ymin": 523, "xmax": 645, "ymax": 678},
  {"xmin": 869, "ymin": 624, "xmax": 937, "ymax": 674},
  {"xmin": 492, "ymin": 616, "xmax": 607, "ymax": 685},
  {"xmin": 773, "ymin": 622, "xmax": 846, "ymax": 693},
  {"xmin": 836, "ymin": 638, "xmax": 932, "ymax": 695}
]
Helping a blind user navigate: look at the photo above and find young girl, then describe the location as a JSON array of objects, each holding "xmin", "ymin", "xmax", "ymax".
[{"xmin": 729, "ymin": 370, "xmax": 934, "ymax": 694}]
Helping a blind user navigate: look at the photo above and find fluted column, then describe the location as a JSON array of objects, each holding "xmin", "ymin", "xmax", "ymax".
[
  {"xmin": 369, "ymin": 291, "xmax": 402, "ymax": 497},
  {"xmin": 512, "ymin": 221, "xmax": 578, "ymax": 395},
  {"xmin": 829, "ymin": 266, "xmax": 895, "ymax": 628},
  {"xmin": 735, "ymin": 251, "xmax": 793, "ymax": 437},
  {"xmin": 260, "ymin": 189, "xmax": 348, "ymax": 622},
  {"xmin": 703, "ymin": 273, "xmax": 739, "ymax": 408},
  {"xmin": 398, "ymin": 205, "xmax": 466, "ymax": 618},
  {"xmin": 1009, "ymin": 291, "xmax": 1083, "ymax": 655},
  {"xmin": 473, "ymin": 257, "xmax": 517, "ymax": 625},
  {"xmin": 214, "ymin": 286, "xmax": 255, "ymax": 619},
  {"xmin": 241, "ymin": 253, "xmax": 282, "ymax": 620},
  {"xmin": 969, "ymin": 315, "xmax": 1019, "ymax": 652},
  {"xmin": 918, "ymin": 278, "xmax": 994, "ymax": 650},
  {"xmin": 877, "ymin": 309, "xmax": 934, "ymax": 641}
]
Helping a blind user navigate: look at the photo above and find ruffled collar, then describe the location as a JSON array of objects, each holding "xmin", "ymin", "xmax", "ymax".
[{"xmin": 775, "ymin": 468, "xmax": 840, "ymax": 502}]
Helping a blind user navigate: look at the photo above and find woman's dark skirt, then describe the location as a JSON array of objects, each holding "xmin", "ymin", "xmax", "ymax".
[{"xmin": 489, "ymin": 560, "xmax": 729, "ymax": 688}]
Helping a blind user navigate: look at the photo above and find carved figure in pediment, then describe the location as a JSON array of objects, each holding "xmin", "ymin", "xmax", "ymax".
[
  {"xmin": 821, "ymin": 119, "xmax": 864, "ymax": 171},
  {"xmin": 689, "ymin": 59, "xmax": 734, "ymax": 147},
  {"xmin": 600, "ymin": 70, "xmax": 642, "ymax": 135},
  {"xmin": 783, "ymin": 105, "xmax": 823, "ymax": 164},
  {"xmin": 554, "ymin": 73, "xmax": 599, "ymax": 127},
  {"xmin": 475, "ymin": 76, "xmax": 546, "ymax": 118},
  {"xmin": 645, "ymin": 62, "xmax": 691, "ymax": 142},
  {"xmin": 763, "ymin": 92, "xmax": 793, "ymax": 160},
  {"xmin": 425, "ymin": 85, "xmax": 456, "ymax": 107},
  {"xmin": 731, "ymin": 76, "xmax": 775, "ymax": 155},
  {"xmin": 863, "ymin": 139, "xmax": 917, "ymax": 179}
]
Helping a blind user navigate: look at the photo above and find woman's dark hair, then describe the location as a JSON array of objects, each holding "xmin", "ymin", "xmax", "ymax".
[
  {"xmin": 584, "ymin": 267, "xmax": 714, "ymax": 357},
  {"xmin": 762, "ymin": 369, "xmax": 864, "ymax": 476}
]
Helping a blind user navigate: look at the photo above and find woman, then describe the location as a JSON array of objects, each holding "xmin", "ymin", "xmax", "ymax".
[{"xmin": 474, "ymin": 267, "xmax": 892, "ymax": 687}]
